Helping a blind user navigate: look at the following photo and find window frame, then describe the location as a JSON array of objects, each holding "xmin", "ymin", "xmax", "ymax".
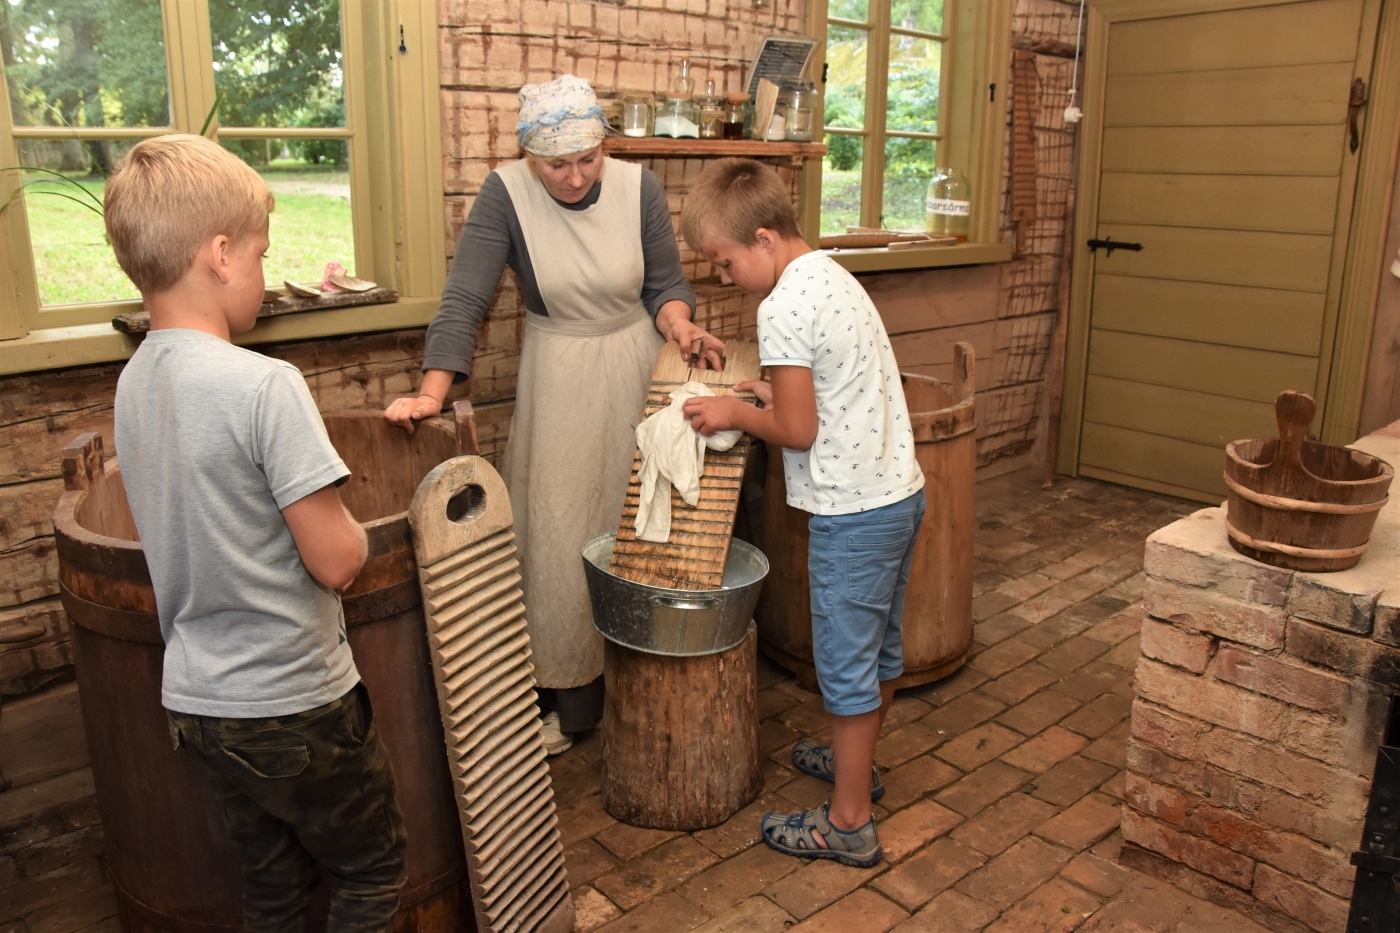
[
  {"xmin": 0, "ymin": 0, "xmax": 445, "ymax": 373},
  {"xmin": 801, "ymin": 0, "xmax": 1012, "ymax": 272}
]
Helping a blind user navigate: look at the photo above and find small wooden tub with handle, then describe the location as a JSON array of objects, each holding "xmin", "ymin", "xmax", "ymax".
[
  {"xmin": 756, "ymin": 342, "xmax": 977, "ymax": 693},
  {"xmin": 1225, "ymin": 391, "xmax": 1394, "ymax": 572},
  {"xmin": 53, "ymin": 405, "xmax": 482, "ymax": 933}
]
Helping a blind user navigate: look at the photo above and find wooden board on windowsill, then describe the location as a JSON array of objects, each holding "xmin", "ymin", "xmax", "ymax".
[
  {"xmin": 603, "ymin": 137, "xmax": 826, "ymax": 158},
  {"xmin": 111, "ymin": 287, "xmax": 400, "ymax": 334}
]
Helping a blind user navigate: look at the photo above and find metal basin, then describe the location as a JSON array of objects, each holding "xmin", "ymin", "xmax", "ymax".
[{"xmin": 582, "ymin": 533, "xmax": 769, "ymax": 657}]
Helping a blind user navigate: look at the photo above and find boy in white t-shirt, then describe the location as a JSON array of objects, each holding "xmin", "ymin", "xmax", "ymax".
[{"xmin": 681, "ymin": 159, "xmax": 925, "ymax": 867}]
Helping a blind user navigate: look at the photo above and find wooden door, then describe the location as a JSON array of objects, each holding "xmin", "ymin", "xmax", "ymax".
[{"xmin": 1067, "ymin": 0, "xmax": 1380, "ymax": 502}]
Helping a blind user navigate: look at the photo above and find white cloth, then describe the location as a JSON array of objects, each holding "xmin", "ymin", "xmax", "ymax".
[
  {"xmin": 517, "ymin": 74, "xmax": 608, "ymax": 156},
  {"xmin": 634, "ymin": 382, "xmax": 742, "ymax": 543},
  {"xmin": 758, "ymin": 250, "xmax": 925, "ymax": 515}
]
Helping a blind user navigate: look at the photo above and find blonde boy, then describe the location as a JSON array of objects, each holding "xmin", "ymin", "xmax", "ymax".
[
  {"xmin": 681, "ymin": 159, "xmax": 925, "ymax": 867},
  {"xmin": 108, "ymin": 135, "xmax": 406, "ymax": 930}
]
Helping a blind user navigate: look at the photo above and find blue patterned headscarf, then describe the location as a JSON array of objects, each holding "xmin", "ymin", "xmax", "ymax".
[{"xmin": 517, "ymin": 75, "xmax": 607, "ymax": 157}]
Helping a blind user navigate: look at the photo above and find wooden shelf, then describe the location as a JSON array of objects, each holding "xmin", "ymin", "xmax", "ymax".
[{"xmin": 603, "ymin": 138, "xmax": 826, "ymax": 158}]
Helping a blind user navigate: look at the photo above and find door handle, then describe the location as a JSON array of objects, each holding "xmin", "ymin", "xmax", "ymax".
[
  {"xmin": 1349, "ymin": 78, "xmax": 1367, "ymax": 154},
  {"xmin": 1087, "ymin": 237, "xmax": 1143, "ymax": 256}
]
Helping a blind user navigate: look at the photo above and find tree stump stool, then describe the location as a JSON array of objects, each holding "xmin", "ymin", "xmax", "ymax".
[{"xmin": 600, "ymin": 624, "xmax": 762, "ymax": 830}]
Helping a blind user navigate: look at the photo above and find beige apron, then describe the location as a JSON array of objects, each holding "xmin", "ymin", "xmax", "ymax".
[{"xmin": 497, "ymin": 157, "xmax": 663, "ymax": 689}]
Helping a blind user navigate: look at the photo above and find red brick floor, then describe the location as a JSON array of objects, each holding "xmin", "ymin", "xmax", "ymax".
[
  {"xmin": 0, "ymin": 469, "xmax": 1296, "ymax": 932},
  {"xmin": 553, "ymin": 470, "xmax": 1282, "ymax": 933}
]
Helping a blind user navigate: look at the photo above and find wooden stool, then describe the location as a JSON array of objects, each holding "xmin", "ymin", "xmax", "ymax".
[{"xmin": 600, "ymin": 625, "xmax": 762, "ymax": 830}]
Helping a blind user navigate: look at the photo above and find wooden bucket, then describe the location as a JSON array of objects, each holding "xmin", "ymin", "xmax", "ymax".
[
  {"xmin": 52, "ymin": 406, "xmax": 481, "ymax": 933},
  {"xmin": 1225, "ymin": 391, "xmax": 1393, "ymax": 572},
  {"xmin": 755, "ymin": 343, "xmax": 977, "ymax": 693}
]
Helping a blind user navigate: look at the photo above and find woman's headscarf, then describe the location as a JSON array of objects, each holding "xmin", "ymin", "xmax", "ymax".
[{"xmin": 517, "ymin": 75, "xmax": 607, "ymax": 157}]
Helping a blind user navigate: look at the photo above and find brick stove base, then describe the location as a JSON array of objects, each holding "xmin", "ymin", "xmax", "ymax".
[{"xmin": 1124, "ymin": 432, "xmax": 1400, "ymax": 933}]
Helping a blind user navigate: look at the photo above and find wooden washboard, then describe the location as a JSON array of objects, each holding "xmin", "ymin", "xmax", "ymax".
[
  {"xmin": 609, "ymin": 341, "xmax": 761, "ymax": 589},
  {"xmin": 407, "ymin": 456, "xmax": 574, "ymax": 933}
]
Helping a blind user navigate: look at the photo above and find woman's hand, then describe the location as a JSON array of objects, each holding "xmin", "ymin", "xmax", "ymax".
[
  {"xmin": 655, "ymin": 301, "xmax": 725, "ymax": 371},
  {"xmin": 385, "ymin": 371, "xmax": 456, "ymax": 433},
  {"xmin": 384, "ymin": 395, "xmax": 443, "ymax": 434}
]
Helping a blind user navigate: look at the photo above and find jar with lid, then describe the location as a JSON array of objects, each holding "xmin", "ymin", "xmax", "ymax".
[
  {"xmin": 621, "ymin": 92, "xmax": 653, "ymax": 138},
  {"xmin": 783, "ymin": 81, "xmax": 818, "ymax": 142},
  {"xmin": 696, "ymin": 79, "xmax": 724, "ymax": 140},
  {"xmin": 654, "ymin": 60, "xmax": 700, "ymax": 138},
  {"xmin": 722, "ymin": 95, "xmax": 747, "ymax": 140},
  {"xmin": 926, "ymin": 168, "xmax": 971, "ymax": 241}
]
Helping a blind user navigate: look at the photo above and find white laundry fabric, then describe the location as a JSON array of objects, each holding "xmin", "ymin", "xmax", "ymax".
[{"xmin": 634, "ymin": 381, "xmax": 742, "ymax": 543}]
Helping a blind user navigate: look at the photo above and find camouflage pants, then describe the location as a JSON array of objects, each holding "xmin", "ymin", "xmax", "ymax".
[{"xmin": 168, "ymin": 682, "xmax": 408, "ymax": 933}]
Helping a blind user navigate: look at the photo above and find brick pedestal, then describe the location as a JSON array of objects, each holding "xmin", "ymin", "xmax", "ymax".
[{"xmin": 1124, "ymin": 432, "xmax": 1400, "ymax": 933}]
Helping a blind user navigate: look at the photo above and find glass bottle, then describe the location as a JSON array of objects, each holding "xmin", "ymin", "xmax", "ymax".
[
  {"xmin": 621, "ymin": 92, "xmax": 653, "ymax": 138},
  {"xmin": 674, "ymin": 59, "xmax": 696, "ymax": 98},
  {"xmin": 927, "ymin": 168, "xmax": 971, "ymax": 241},
  {"xmin": 784, "ymin": 81, "xmax": 817, "ymax": 142},
  {"xmin": 722, "ymin": 95, "xmax": 747, "ymax": 140},
  {"xmin": 697, "ymin": 79, "xmax": 724, "ymax": 140}
]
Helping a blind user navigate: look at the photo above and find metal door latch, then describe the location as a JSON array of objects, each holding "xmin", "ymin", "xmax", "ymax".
[{"xmin": 1087, "ymin": 237, "xmax": 1143, "ymax": 256}]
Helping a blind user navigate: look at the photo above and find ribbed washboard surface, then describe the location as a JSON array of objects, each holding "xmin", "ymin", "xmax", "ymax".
[
  {"xmin": 407, "ymin": 456, "xmax": 574, "ymax": 933},
  {"xmin": 610, "ymin": 341, "xmax": 762, "ymax": 589}
]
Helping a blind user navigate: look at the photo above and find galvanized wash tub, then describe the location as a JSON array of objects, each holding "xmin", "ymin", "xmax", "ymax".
[{"xmin": 581, "ymin": 533, "xmax": 768, "ymax": 656}]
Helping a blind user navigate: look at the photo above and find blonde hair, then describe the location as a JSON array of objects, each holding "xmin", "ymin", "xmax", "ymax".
[
  {"xmin": 681, "ymin": 158, "xmax": 800, "ymax": 250},
  {"xmin": 104, "ymin": 134, "xmax": 274, "ymax": 294}
]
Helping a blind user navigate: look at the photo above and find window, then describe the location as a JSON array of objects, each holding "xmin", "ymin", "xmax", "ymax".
[
  {"xmin": 0, "ymin": 0, "xmax": 443, "ymax": 353},
  {"xmin": 804, "ymin": 0, "xmax": 1010, "ymax": 263}
]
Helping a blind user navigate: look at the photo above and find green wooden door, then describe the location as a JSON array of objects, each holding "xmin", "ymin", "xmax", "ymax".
[{"xmin": 1076, "ymin": 0, "xmax": 1377, "ymax": 502}]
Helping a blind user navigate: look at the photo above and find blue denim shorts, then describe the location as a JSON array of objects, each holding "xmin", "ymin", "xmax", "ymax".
[{"xmin": 807, "ymin": 491, "xmax": 926, "ymax": 717}]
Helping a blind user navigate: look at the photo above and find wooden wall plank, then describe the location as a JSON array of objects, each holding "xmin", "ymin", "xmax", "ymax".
[
  {"xmin": 1083, "ymin": 375, "xmax": 1279, "ymax": 448},
  {"xmin": 1087, "ymin": 330, "xmax": 1319, "ymax": 404},
  {"xmin": 1098, "ymin": 173, "xmax": 1339, "ymax": 234},
  {"xmin": 1092, "ymin": 223, "xmax": 1334, "ymax": 292},
  {"xmin": 1106, "ymin": 0, "xmax": 1362, "ymax": 76},
  {"xmin": 1079, "ymin": 420, "xmax": 1228, "ymax": 498},
  {"xmin": 1104, "ymin": 62, "xmax": 1354, "ymax": 127},
  {"xmin": 1089, "ymin": 275, "xmax": 1326, "ymax": 356},
  {"xmin": 1102, "ymin": 125, "xmax": 1344, "ymax": 176}
]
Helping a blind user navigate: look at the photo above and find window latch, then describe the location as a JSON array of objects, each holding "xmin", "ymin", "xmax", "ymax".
[
  {"xmin": 399, "ymin": 24, "xmax": 407, "ymax": 54},
  {"xmin": 989, "ymin": 83, "xmax": 996, "ymax": 102},
  {"xmin": 822, "ymin": 62, "xmax": 829, "ymax": 84},
  {"xmin": 1087, "ymin": 237, "xmax": 1142, "ymax": 256}
]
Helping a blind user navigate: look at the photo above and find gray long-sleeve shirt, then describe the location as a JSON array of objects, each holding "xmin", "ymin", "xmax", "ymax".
[{"xmin": 423, "ymin": 166, "xmax": 696, "ymax": 379}]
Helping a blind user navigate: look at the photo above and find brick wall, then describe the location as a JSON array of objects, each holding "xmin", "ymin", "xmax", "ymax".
[
  {"xmin": 0, "ymin": 0, "xmax": 1082, "ymax": 695},
  {"xmin": 1121, "ymin": 477, "xmax": 1400, "ymax": 933}
]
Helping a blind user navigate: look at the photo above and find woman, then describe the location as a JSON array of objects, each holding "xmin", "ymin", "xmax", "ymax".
[{"xmin": 385, "ymin": 75, "xmax": 724, "ymax": 754}]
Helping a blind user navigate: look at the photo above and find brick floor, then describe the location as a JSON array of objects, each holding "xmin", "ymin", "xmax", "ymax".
[{"xmin": 0, "ymin": 469, "xmax": 1293, "ymax": 933}]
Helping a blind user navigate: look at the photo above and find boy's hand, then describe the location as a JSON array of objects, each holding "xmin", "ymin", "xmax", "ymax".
[
  {"xmin": 384, "ymin": 394, "xmax": 442, "ymax": 434},
  {"xmin": 683, "ymin": 395, "xmax": 742, "ymax": 436},
  {"xmin": 736, "ymin": 379, "xmax": 772, "ymax": 409}
]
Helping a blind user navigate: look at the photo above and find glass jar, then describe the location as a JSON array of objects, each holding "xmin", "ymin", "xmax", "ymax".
[
  {"xmin": 722, "ymin": 95, "xmax": 747, "ymax": 140},
  {"xmin": 927, "ymin": 168, "xmax": 972, "ymax": 241},
  {"xmin": 696, "ymin": 79, "xmax": 723, "ymax": 140},
  {"xmin": 783, "ymin": 81, "xmax": 817, "ymax": 142},
  {"xmin": 621, "ymin": 93, "xmax": 653, "ymax": 138},
  {"xmin": 654, "ymin": 96, "xmax": 700, "ymax": 138}
]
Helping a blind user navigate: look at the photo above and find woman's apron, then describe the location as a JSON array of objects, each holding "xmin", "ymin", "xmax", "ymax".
[{"xmin": 496, "ymin": 157, "xmax": 663, "ymax": 689}]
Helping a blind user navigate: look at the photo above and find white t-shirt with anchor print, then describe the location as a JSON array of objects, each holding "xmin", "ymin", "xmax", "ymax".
[{"xmin": 757, "ymin": 250, "xmax": 925, "ymax": 515}]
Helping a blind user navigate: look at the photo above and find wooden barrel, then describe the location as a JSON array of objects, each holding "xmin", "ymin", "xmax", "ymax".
[
  {"xmin": 52, "ymin": 407, "xmax": 481, "ymax": 933},
  {"xmin": 601, "ymin": 625, "xmax": 762, "ymax": 830},
  {"xmin": 1225, "ymin": 391, "xmax": 1394, "ymax": 572},
  {"xmin": 755, "ymin": 342, "xmax": 977, "ymax": 694}
]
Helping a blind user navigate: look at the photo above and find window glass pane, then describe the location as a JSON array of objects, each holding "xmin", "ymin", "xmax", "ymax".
[
  {"xmin": 209, "ymin": 0, "xmax": 346, "ymax": 129},
  {"xmin": 886, "ymin": 36, "xmax": 941, "ymax": 133},
  {"xmin": 821, "ymin": 133, "xmax": 863, "ymax": 234},
  {"xmin": 828, "ymin": 0, "xmax": 868, "ymax": 21},
  {"xmin": 223, "ymin": 138, "xmax": 354, "ymax": 287},
  {"xmin": 881, "ymin": 137, "xmax": 935, "ymax": 230},
  {"xmin": 824, "ymin": 26, "xmax": 867, "ymax": 130},
  {"xmin": 891, "ymin": 0, "xmax": 944, "ymax": 34},
  {"xmin": 15, "ymin": 139, "xmax": 140, "ymax": 306},
  {"xmin": 4, "ymin": 0, "xmax": 170, "ymax": 130}
]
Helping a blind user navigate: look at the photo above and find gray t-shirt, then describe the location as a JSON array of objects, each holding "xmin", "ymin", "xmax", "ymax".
[{"xmin": 114, "ymin": 329, "xmax": 358, "ymax": 717}]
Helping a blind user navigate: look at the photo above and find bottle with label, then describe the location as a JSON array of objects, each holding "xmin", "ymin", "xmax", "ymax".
[{"xmin": 926, "ymin": 167, "xmax": 971, "ymax": 241}]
